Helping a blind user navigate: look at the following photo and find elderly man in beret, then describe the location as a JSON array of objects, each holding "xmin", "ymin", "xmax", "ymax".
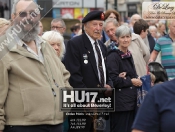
[{"xmin": 64, "ymin": 10, "xmax": 113, "ymax": 132}]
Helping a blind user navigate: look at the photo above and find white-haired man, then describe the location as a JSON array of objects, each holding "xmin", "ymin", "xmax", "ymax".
[{"xmin": 129, "ymin": 14, "xmax": 141, "ymax": 33}]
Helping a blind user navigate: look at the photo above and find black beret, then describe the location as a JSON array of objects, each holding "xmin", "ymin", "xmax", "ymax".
[{"xmin": 82, "ymin": 10, "xmax": 105, "ymax": 23}]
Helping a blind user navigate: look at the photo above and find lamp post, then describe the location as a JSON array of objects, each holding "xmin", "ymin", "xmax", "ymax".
[
  {"xmin": 81, "ymin": 0, "xmax": 84, "ymax": 18},
  {"xmin": 106, "ymin": 0, "xmax": 108, "ymax": 10},
  {"xmin": 114, "ymin": 0, "xmax": 117, "ymax": 10},
  {"xmin": 9, "ymin": 0, "xmax": 11, "ymax": 19},
  {"xmin": 95, "ymin": 0, "xmax": 97, "ymax": 9}
]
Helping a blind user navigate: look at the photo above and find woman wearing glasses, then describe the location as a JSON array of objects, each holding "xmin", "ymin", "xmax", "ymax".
[
  {"xmin": 42, "ymin": 31, "xmax": 65, "ymax": 60},
  {"xmin": 107, "ymin": 25, "xmax": 142, "ymax": 132}
]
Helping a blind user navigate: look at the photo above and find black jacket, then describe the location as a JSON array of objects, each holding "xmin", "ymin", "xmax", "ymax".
[
  {"xmin": 147, "ymin": 31, "xmax": 156, "ymax": 53},
  {"xmin": 64, "ymin": 33, "xmax": 113, "ymax": 89},
  {"xmin": 107, "ymin": 48, "xmax": 138, "ymax": 111}
]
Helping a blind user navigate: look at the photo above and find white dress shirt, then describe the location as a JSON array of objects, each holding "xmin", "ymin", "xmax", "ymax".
[{"xmin": 85, "ymin": 33, "xmax": 106, "ymax": 86}]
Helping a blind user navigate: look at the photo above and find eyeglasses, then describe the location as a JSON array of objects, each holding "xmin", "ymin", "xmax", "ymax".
[
  {"xmin": 51, "ymin": 26, "xmax": 63, "ymax": 29},
  {"xmin": 16, "ymin": 11, "xmax": 38, "ymax": 18}
]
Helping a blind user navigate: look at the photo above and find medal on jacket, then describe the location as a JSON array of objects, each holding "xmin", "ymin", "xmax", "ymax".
[{"xmin": 83, "ymin": 54, "xmax": 88, "ymax": 64}]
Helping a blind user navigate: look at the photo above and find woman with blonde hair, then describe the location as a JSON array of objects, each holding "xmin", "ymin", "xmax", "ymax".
[
  {"xmin": 42, "ymin": 31, "xmax": 65, "ymax": 60},
  {"xmin": 0, "ymin": 18, "xmax": 11, "ymax": 36},
  {"xmin": 157, "ymin": 22, "xmax": 167, "ymax": 37}
]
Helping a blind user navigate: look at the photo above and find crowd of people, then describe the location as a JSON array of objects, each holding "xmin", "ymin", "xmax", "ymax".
[{"xmin": 0, "ymin": 0, "xmax": 175, "ymax": 132}]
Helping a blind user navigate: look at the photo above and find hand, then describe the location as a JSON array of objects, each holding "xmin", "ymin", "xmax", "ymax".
[
  {"xmin": 119, "ymin": 72, "xmax": 126, "ymax": 79},
  {"xmin": 0, "ymin": 131, "xmax": 3, "ymax": 132},
  {"xmin": 104, "ymin": 84, "xmax": 111, "ymax": 89},
  {"xmin": 149, "ymin": 59, "xmax": 154, "ymax": 63},
  {"xmin": 104, "ymin": 84, "xmax": 112, "ymax": 97},
  {"xmin": 131, "ymin": 78, "xmax": 142, "ymax": 87}
]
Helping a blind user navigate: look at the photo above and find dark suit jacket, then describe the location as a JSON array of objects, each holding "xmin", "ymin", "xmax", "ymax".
[
  {"xmin": 64, "ymin": 33, "xmax": 113, "ymax": 131},
  {"xmin": 64, "ymin": 33, "xmax": 113, "ymax": 89},
  {"xmin": 147, "ymin": 31, "xmax": 156, "ymax": 53}
]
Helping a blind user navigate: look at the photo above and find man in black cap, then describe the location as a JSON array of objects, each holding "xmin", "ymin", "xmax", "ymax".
[{"xmin": 64, "ymin": 10, "xmax": 113, "ymax": 132}]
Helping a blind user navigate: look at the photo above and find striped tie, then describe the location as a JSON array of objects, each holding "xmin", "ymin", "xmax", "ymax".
[{"xmin": 94, "ymin": 41, "xmax": 104, "ymax": 88}]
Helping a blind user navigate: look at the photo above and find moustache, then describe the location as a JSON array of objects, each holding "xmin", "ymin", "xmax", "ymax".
[
  {"xmin": 94, "ymin": 31, "xmax": 101, "ymax": 34},
  {"xmin": 23, "ymin": 19, "xmax": 39, "ymax": 26},
  {"xmin": 24, "ymin": 19, "xmax": 32, "ymax": 24}
]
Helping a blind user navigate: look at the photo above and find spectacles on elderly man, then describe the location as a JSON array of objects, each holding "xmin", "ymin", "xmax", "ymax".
[
  {"xmin": 15, "ymin": 11, "xmax": 38, "ymax": 18},
  {"xmin": 51, "ymin": 26, "xmax": 64, "ymax": 29}
]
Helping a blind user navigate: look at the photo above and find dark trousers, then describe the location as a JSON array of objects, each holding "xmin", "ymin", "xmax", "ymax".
[
  {"xmin": 110, "ymin": 110, "xmax": 135, "ymax": 132},
  {"xmin": 4, "ymin": 124, "xmax": 63, "ymax": 132}
]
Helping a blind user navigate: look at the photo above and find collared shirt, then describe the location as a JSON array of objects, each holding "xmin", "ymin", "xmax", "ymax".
[
  {"xmin": 154, "ymin": 34, "xmax": 175, "ymax": 80},
  {"xmin": 110, "ymin": 40, "xmax": 118, "ymax": 46},
  {"xmin": 14, "ymin": 33, "xmax": 44, "ymax": 63},
  {"xmin": 85, "ymin": 33, "xmax": 106, "ymax": 86}
]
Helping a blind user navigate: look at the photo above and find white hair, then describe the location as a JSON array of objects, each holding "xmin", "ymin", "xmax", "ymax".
[
  {"xmin": 130, "ymin": 14, "xmax": 141, "ymax": 23},
  {"xmin": 103, "ymin": 18, "xmax": 119, "ymax": 29},
  {"xmin": 42, "ymin": 31, "xmax": 65, "ymax": 59},
  {"xmin": 149, "ymin": 26, "xmax": 157, "ymax": 32},
  {"xmin": 115, "ymin": 25, "xmax": 131, "ymax": 38}
]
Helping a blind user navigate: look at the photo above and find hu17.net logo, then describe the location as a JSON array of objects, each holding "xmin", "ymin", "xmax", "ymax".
[{"xmin": 60, "ymin": 88, "xmax": 115, "ymax": 112}]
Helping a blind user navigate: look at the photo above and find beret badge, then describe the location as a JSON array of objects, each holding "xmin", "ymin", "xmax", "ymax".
[{"xmin": 101, "ymin": 13, "xmax": 105, "ymax": 20}]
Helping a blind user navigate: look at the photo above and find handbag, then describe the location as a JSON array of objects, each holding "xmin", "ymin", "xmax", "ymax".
[
  {"xmin": 137, "ymin": 75, "xmax": 151, "ymax": 107},
  {"xmin": 148, "ymin": 62, "xmax": 168, "ymax": 83}
]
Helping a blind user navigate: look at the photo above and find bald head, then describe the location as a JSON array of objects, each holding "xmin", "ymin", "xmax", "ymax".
[
  {"xmin": 130, "ymin": 14, "xmax": 141, "ymax": 26},
  {"xmin": 11, "ymin": 0, "xmax": 40, "ymax": 25},
  {"xmin": 12, "ymin": 0, "xmax": 38, "ymax": 15}
]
